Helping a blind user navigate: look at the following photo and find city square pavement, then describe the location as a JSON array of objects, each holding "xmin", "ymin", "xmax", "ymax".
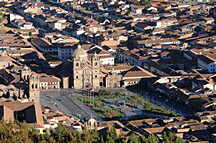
[{"xmin": 38, "ymin": 89, "xmax": 100, "ymax": 121}]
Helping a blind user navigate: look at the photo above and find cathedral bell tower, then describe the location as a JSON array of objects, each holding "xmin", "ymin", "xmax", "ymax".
[
  {"xmin": 29, "ymin": 74, "xmax": 40, "ymax": 97},
  {"xmin": 92, "ymin": 53, "xmax": 100, "ymax": 88},
  {"xmin": 72, "ymin": 45, "xmax": 88, "ymax": 89}
]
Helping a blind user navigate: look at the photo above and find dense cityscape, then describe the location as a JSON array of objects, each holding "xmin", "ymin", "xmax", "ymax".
[{"xmin": 0, "ymin": 0, "xmax": 216, "ymax": 142}]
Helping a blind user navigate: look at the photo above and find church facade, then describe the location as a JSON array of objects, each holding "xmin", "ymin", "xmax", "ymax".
[{"xmin": 72, "ymin": 45, "xmax": 101, "ymax": 89}]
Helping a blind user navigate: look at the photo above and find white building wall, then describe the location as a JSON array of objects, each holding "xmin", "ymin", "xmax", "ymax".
[
  {"xmin": 204, "ymin": 83, "xmax": 215, "ymax": 91},
  {"xmin": 100, "ymin": 57, "xmax": 114, "ymax": 65},
  {"xmin": 54, "ymin": 22, "xmax": 62, "ymax": 30},
  {"xmin": 21, "ymin": 24, "xmax": 34, "ymax": 30},
  {"xmin": 156, "ymin": 78, "xmax": 170, "ymax": 83},
  {"xmin": 10, "ymin": 14, "xmax": 23, "ymax": 21}
]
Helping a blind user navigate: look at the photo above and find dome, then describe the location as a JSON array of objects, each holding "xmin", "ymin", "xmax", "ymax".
[
  {"xmin": 87, "ymin": 117, "xmax": 97, "ymax": 129},
  {"xmin": 88, "ymin": 117, "xmax": 96, "ymax": 124},
  {"xmin": 72, "ymin": 45, "xmax": 88, "ymax": 58}
]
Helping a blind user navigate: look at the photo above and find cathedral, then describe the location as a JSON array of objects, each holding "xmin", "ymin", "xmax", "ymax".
[
  {"xmin": 71, "ymin": 45, "xmax": 154, "ymax": 89},
  {"xmin": 72, "ymin": 45, "xmax": 101, "ymax": 89},
  {"xmin": 27, "ymin": 45, "xmax": 155, "ymax": 93},
  {"xmin": 27, "ymin": 45, "xmax": 156, "ymax": 94}
]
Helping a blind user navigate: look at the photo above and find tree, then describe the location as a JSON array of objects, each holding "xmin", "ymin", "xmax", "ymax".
[
  {"xmin": 101, "ymin": 128, "xmax": 124, "ymax": 143},
  {"xmin": 127, "ymin": 134, "xmax": 141, "ymax": 143},
  {"xmin": 80, "ymin": 129, "xmax": 99, "ymax": 143},
  {"xmin": 142, "ymin": 135, "xmax": 159, "ymax": 143},
  {"xmin": 163, "ymin": 132, "xmax": 184, "ymax": 143},
  {"xmin": 0, "ymin": 12, "xmax": 4, "ymax": 26},
  {"xmin": 139, "ymin": 0, "xmax": 151, "ymax": 5},
  {"xmin": 0, "ymin": 121, "xmax": 183, "ymax": 143}
]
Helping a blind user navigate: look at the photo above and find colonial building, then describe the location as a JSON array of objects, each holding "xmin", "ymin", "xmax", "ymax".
[
  {"xmin": 87, "ymin": 46, "xmax": 115, "ymax": 65},
  {"xmin": 72, "ymin": 45, "xmax": 101, "ymax": 89},
  {"xmin": 29, "ymin": 73, "xmax": 61, "ymax": 97},
  {"xmin": 71, "ymin": 45, "xmax": 157, "ymax": 89},
  {"xmin": 192, "ymin": 48, "xmax": 216, "ymax": 73},
  {"xmin": 0, "ymin": 101, "xmax": 44, "ymax": 127},
  {"xmin": 121, "ymin": 66, "xmax": 157, "ymax": 87}
]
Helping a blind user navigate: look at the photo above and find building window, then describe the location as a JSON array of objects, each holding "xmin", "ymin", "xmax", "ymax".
[
  {"xmin": 95, "ymin": 75, "xmax": 97, "ymax": 78},
  {"xmin": 76, "ymin": 76, "xmax": 79, "ymax": 79},
  {"xmin": 95, "ymin": 62, "xmax": 97, "ymax": 66},
  {"xmin": 76, "ymin": 63, "xmax": 79, "ymax": 67}
]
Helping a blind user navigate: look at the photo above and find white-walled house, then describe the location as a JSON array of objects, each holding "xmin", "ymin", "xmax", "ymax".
[
  {"xmin": 203, "ymin": 75, "xmax": 216, "ymax": 92},
  {"xmin": 20, "ymin": 22, "xmax": 34, "ymax": 30},
  {"xmin": 88, "ymin": 45, "xmax": 115, "ymax": 65},
  {"xmin": 156, "ymin": 18, "xmax": 177, "ymax": 28},
  {"xmin": 192, "ymin": 49, "xmax": 216, "ymax": 73},
  {"xmin": 99, "ymin": 55, "xmax": 115, "ymax": 65},
  {"xmin": 51, "ymin": 20, "xmax": 67, "ymax": 30},
  {"xmin": 131, "ymin": 5, "xmax": 145, "ymax": 15},
  {"xmin": 9, "ymin": 13, "xmax": 24, "ymax": 21}
]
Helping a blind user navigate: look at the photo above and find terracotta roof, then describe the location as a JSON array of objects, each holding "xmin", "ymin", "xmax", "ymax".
[
  {"xmin": 131, "ymin": 5, "xmax": 145, "ymax": 9},
  {"xmin": 123, "ymin": 78, "xmax": 141, "ymax": 82},
  {"xmin": 136, "ymin": 38, "xmax": 180, "ymax": 45},
  {"xmin": 101, "ymin": 40, "xmax": 120, "ymax": 47},
  {"xmin": 124, "ymin": 71, "xmax": 152, "ymax": 77},
  {"xmin": 99, "ymin": 55, "xmax": 114, "ymax": 59},
  {"xmin": 0, "ymin": 102, "xmax": 44, "ymax": 127},
  {"xmin": 0, "ymin": 32, "xmax": 31, "ymax": 47},
  {"xmin": 143, "ymin": 118, "xmax": 158, "ymax": 125},
  {"xmin": 0, "ymin": 102, "xmax": 34, "ymax": 111},
  {"xmin": 7, "ymin": 49, "xmax": 34, "ymax": 56},
  {"xmin": 39, "ymin": 75, "xmax": 61, "ymax": 83},
  {"xmin": 144, "ymin": 127, "xmax": 165, "ymax": 134},
  {"xmin": 128, "ymin": 118, "xmax": 158, "ymax": 127},
  {"xmin": 104, "ymin": 64, "xmax": 132, "ymax": 72},
  {"xmin": 31, "ymin": 38, "xmax": 50, "ymax": 48},
  {"xmin": 122, "ymin": 66, "xmax": 156, "ymax": 78},
  {"xmin": 87, "ymin": 47, "xmax": 110, "ymax": 55},
  {"xmin": 0, "ymin": 84, "xmax": 16, "ymax": 90},
  {"xmin": 0, "ymin": 56, "xmax": 14, "ymax": 62},
  {"xmin": 192, "ymin": 48, "xmax": 216, "ymax": 63},
  {"xmin": 190, "ymin": 124, "xmax": 207, "ymax": 131},
  {"xmin": 81, "ymin": 43, "xmax": 94, "ymax": 50}
]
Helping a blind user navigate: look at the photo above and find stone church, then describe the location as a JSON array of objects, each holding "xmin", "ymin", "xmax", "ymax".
[
  {"xmin": 27, "ymin": 45, "xmax": 156, "ymax": 94},
  {"xmin": 71, "ymin": 45, "xmax": 155, "ymax": 89},
  {"xmin": 72, "ymin": 45, "xmax": 101, "ymax": 89}
]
